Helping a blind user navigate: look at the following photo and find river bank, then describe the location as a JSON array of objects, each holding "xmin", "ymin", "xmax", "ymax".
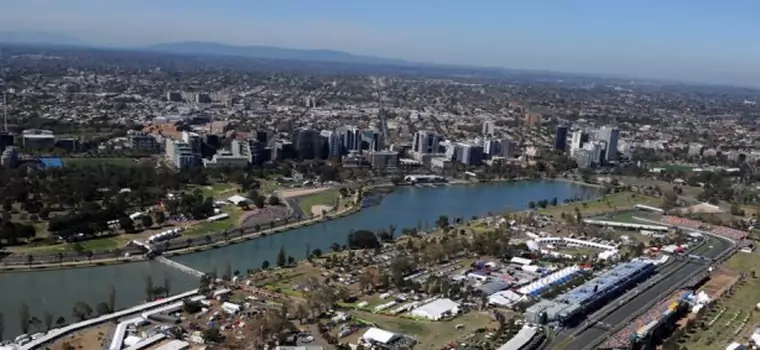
[
  {"xmin": 0, "ymin": 177, "xmax": 594, "ymax": 272},
  {"xmin": 0, "ymin": 189, "xmax": 363, "ymax": 273}
]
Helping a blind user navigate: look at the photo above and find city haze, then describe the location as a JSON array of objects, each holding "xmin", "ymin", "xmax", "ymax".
[{"xmin": 1, "ymin": 0, "xmax": 759, "ymax": 87}]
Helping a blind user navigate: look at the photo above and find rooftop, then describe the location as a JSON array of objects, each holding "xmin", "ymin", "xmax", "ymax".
[{"xmin": 555, "ymin": 260, "xmax": 653, "ymax": 306}]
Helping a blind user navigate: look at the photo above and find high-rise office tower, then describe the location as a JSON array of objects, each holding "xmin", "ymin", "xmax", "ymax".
[
  {"xmin": 597, "ymin": 126, "xmax": 620, "ymax": 163},
  {"xmin": 413, "ymin": 130, "xmax": 441, "ymax": 154},
  {"xmin": 569, "ymin": 130, "xmax": 589, "ymax": 157},
  {"xmin": 554, "ymin": 125, "xmax": 569, "ymax": 151}
]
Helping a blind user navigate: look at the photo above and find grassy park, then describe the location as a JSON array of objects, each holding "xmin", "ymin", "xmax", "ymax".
[
  {"xmin": 295, "ymin": 189, "xmax": 341, "ymax": 215},
  {"xmin": 193, "ymin": 182, "xmax": 239, "ymax": 198},
  {"xmin": 537, "ymin": 192, "xmax": 662, "ymax": 219},
  {"xmin": 350, "ymin": 309, "xmax": 497, "ymax": 349},
  {"xmin": 62, "ymin": 157, "xmax": 147, "ymax": 168},
  {"xmin": 677, "ymin": 252, "xmax": 760, "ymax": 349},
  {"xmin": 183, "ymin": 206, "xmax": 244, "ymax": 237}
]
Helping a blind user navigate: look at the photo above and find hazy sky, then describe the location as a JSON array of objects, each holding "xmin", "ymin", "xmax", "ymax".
[{"xmin": 2, "ymin": 0, "xmax": 759, "ymax": 87}]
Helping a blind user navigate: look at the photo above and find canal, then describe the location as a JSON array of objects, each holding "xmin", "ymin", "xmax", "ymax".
[{"xmin": 0, "ymin": 180, "xmax": 599, "ymax": 338}]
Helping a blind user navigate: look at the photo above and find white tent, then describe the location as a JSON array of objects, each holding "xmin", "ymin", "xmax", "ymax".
[
  {"xmin": 410, "ymin": 298, "xmax": 460, "ymax": 320},
  {"xmin": 227, "ymin": 195, "xmax": 251, "ymax": 205},
  {"xmin": 362, "ymin": 327, "xmax": 399, "ymax": 344}
]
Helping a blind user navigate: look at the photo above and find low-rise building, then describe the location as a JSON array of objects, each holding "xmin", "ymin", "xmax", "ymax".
[
  {"xmin": 368, "ymin": 150, "xmax": 398, "ymax": 169},
  {"xmin": 22, "ymin": 129, "xmax": 55, "ymax": 150}
]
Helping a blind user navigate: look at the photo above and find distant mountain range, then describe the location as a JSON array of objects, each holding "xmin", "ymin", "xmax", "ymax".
[
  {"xmin": 0, "ymin": 31, "xmax": 88, "ymax": 46},
  {"xmin": 145, "ymin": 41, "xmax": 414, "ymax": 66},
  {"xmin": 0, "ymin": 31, "xmax": 418, "ymax": 66}
]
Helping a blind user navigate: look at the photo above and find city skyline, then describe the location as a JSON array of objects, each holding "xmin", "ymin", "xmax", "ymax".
[{"xmin": 1, "ymin": 0, "xmax": 759, "ymax": 87}]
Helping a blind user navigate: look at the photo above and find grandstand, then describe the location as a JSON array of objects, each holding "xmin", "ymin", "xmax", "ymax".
[
  {"xmin": 525, "ymin": 260, "xmax": 656, "ymax": 325},
  {"xmin": 516, "ymin": 265, "xmax": 583, "ymax": 297},
  {"xmin": 660, "ymin": 216, "xmax": 748, "ymax": 240},
  {"xmin": 600, "ymin": 290, "xmax": 692, "ymax": 349}
]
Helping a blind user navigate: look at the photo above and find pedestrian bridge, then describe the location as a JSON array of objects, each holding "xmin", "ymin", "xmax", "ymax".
[{"xmin": 155, "ymin": 256, "xmax": 205, "ymax": 278}]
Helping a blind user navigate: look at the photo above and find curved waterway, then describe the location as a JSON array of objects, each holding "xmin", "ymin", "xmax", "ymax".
[{"xmin": 0, "ymin": 180, "xmax": 599, "ymax": 337}]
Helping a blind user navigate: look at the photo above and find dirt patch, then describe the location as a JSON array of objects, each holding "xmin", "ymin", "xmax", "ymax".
[
  {"xmin": 50, "ymin": 324, "xmax": 112, "ymax": 350},
  {"xmin": 311, "ymin": 204, "xmax": 334, "ymax": 217},
  {"xmin": 700, "ymin": 265, "xmax": 740, "ymax": 298}
]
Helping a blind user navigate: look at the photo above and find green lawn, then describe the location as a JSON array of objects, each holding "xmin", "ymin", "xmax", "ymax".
[
  {"xmin": 259, "ymin": 179, "xmax": 283, "ymax": 195},
  {"xmin": 652, "ymin": 163, "xmax": 697, "ymax": 172},
  {"xmin": 537, "ymin": 192, "xmax": 662, "ymax": 220},
  {"xmin": 192, "ymin": 182, "xmax": 239, "ymax": 198},
  {"xmin": 351, "ymin": 310, "xmax": 496, "ymax": 349},
  {"xmin": 295, "ymin": 189, "xmax": 340, "ymax": 216},
  {"xmin": 678, "ymin": 253, "xmax": 760, "ymax": 349},
  {"xmin": 183, "ymin": 206, "xmax": 243, "ymax": 237},
  {"xmin": 63, "ymin": 157, "xmax": 145, "ymax": 167},
  {"xmin": 20, "ymin": 235, "xmax": 122, "ymax": 253}
]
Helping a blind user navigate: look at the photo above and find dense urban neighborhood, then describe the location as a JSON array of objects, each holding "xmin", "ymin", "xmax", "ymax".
[{"xmin": 0, "ymin": 42, "xmax": 759, "ymax": 350}]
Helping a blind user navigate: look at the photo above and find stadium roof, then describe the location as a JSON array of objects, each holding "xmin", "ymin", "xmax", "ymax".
[
  {"xmin": 497, "ymin": 325, "xmax": 538, "ymax": 350},
  {"xmin": 554, "ymin": 260, "xmax": 653, "ymax": 306}
]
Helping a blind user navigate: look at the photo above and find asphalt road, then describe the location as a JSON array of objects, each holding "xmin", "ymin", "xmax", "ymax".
[{"xmin": 557, "ymin": 233, "xmax": 734, "ymax": 349}]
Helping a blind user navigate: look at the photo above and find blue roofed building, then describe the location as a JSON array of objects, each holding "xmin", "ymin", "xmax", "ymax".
[
  {"xmin": 525, "ymin": 259, "xmax": 655, "ymax": 325},
  {"xmin": 39, "ymin": 157, "xmax": 63, "ymax": 168}
]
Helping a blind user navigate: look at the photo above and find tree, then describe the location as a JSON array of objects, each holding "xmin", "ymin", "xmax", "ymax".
[
  {"xmin": 43, "ymin": 311, "xmax": 53, "ymax": 331},
  {"xmin": 0, "ymin": 312, "xmax": 4, "ymax": 341},
  {"xmin": 119, "ymin": 217, "xmax": 135, "ymax": 233},
  {"xmin": 261, "ymin": 260, "xmax": 270, "ymax": 269},
  {"xmin": 347, "ymin": 230, "xmax": 380, "ymax": 250},
  {"xmin": 108, "ymin": 286, "xmax": 116, "ymax": 313},
  {"xmin": 202, "ymin": 327, "xmax": 225, "ymax": 343},
  {"xmin": 253, "ymin": 195, "xmax": 266, "ymax": 209},
  {"xmin": 55, "ymin": 316, "xmax": 66, "ymax": 328},
  {"xmin": 140, "ymin": 215, "xmax": 154, "ymax": 228},
  {"xmin": 164, "ymin": 275, "xmax": 171, "ymax": 297},
  {"xmin": 72, "ymin": 302, "xmax": 92, "ymax": 321},
  {"xmin": 19, "ymin": 303, "xmax": 30, "ymax": 334},
  {"xmin": 144, "ymin": 275, "xmax": 154, "ymax": 301},
  {"xmin": 154, "ymin": 211, "xmax": 166, "ymax": 226},
  {"xmin": 662, "ymin": 190, "xmax": 678, "ymax": 210},
  {"xmin": 95, "ymin": 302, "xmax": 111, "ymax": 316},
  {"xmin": 276, "ymin": 246, "xmax": 287, "ymax": 267},
  {"xmin": 29, "ymin": 317, "xmax": 41, "ymax": 332}
]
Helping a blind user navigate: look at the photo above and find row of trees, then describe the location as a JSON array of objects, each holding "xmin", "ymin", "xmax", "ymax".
[{"xmin": 0, "ymin": 285, "xmax": 118, "ymax": 341}]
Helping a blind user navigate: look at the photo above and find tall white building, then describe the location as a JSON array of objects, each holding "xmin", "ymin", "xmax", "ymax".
[
  {"xmin": 165, "ymin": 139, "xmax": 196, "ymax": 168},
  {"xmin": 582, "ymin": 141, "xmax": 605, "ymax": 166},
  {"xmin": 569, "ymin": 130, "xmax": 589, "ymax": 157}
]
